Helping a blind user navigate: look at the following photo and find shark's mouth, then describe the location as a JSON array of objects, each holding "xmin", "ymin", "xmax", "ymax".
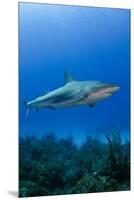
[{"xmin": 87, "ymin": 90, "xmax": 112, "ymax": 102}]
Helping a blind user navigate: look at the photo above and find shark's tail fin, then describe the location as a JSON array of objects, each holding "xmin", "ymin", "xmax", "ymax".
[
  {"xmin": 26, "ymin": 107, "xmax": 30, "ymax": 118},
  {"xmin": 24, "ymin": 100, "xmax": 30, "ymax": 118}
]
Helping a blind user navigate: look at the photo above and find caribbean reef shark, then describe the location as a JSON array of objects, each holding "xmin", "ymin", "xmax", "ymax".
[{"xmin": 26, "ymin": 71, "xmax": 120, "ymax": 117}]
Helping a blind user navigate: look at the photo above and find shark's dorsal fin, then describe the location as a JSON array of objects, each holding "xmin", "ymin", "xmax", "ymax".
[{"xmin": 64, "ymin": 70, "xmax": 76, "ymax": 85}]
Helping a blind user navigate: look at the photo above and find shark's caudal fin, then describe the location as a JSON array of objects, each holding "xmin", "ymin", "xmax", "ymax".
[
  {"xmin": 26, "ymin": 108, "xmax": 30, "ymax": 118},
  {"xmin": 24, "ymin": 100, "xmax": 30, "ymax": 118},
  {"xmin": 64, "ymin": 70, "xmax": 76, "ymax": 85}
]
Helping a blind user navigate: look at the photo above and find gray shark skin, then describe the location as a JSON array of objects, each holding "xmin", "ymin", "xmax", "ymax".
[{"xmin": 26, "ymin": 71, "xmax": 120, "ymax": 117}]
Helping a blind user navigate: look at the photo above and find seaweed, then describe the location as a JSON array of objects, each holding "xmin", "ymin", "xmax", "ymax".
[{"xmin": 19, "ymin": 129, "xmax": 130, "ymax": 197}]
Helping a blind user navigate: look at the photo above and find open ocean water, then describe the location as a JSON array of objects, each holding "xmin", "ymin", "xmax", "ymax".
[{"xmin": 19, "ymin": 3, "xmax": 130, "ymax": 145}]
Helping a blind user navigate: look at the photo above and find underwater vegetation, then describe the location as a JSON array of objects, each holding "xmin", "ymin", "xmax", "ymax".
[{"xmin": 19, "ymin": 129, "xmax": 130, "ymax": 197}]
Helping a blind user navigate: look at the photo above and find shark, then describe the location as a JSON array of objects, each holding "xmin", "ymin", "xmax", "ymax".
[{"xmin": 26, "ymin": 71, "xmax": 120, "ymax": 117}]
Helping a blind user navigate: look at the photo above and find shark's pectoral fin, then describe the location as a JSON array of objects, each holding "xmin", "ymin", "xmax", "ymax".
[{"xmin": 89, "ymin": 103, "xmax": 96, "ymax": 108}]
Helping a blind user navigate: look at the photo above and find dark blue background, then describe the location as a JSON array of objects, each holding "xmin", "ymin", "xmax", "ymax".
[{"xmin": 19, "ymin": 3, "xmax": 130, "ymax": 144}]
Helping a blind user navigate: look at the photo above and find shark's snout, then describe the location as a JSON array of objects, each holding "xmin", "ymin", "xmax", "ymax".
[{"xmin": 109, "ymin": 85, "xmax": 120, "ymax": 93}]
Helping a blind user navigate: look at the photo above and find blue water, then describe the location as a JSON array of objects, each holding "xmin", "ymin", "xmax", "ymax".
[{"xmin": 19, "ymin": 3, "xmax": 130, "ymax": 144}]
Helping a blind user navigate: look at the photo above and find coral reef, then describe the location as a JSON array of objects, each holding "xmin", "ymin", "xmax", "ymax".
[{"xmin": 19, "ymin": 129, "xmax": 130, "ymax": 197}]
